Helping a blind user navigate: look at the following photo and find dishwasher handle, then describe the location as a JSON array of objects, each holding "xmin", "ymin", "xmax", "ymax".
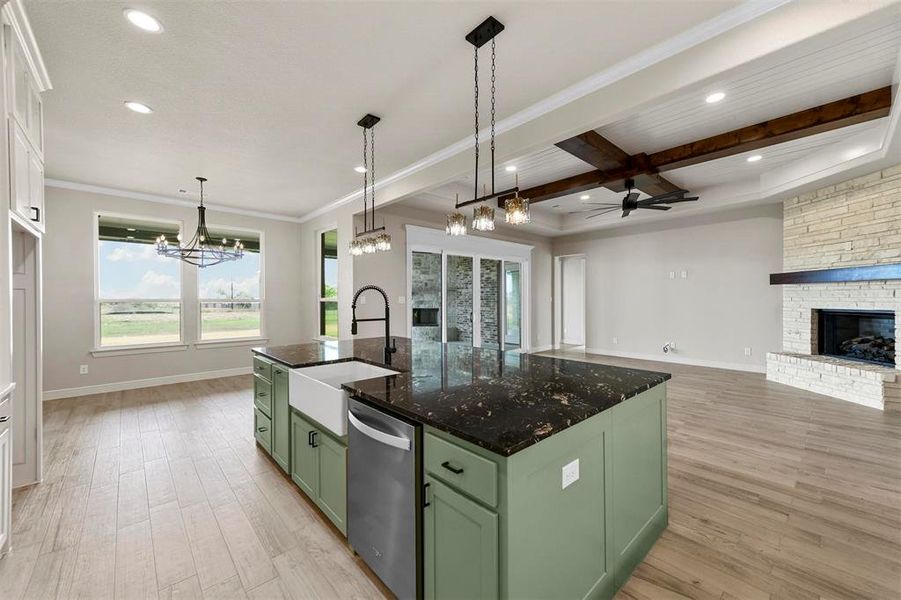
[{"xmin": 348, "ymin": 410, "xmax": 411, "ymax": 451}]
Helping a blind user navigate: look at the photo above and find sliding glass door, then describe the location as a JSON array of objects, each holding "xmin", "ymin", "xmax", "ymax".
[{"xmin": 409, "ymin": 249, "xmax": 525, "ymax": 351}]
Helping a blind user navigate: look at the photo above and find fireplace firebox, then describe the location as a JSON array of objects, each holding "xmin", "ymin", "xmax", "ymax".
[{"xmin": 817, "ymin": 309, "xmax": 895, "ymax": 366}]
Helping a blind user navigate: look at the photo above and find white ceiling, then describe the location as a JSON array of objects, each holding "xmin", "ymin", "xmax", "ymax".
[
  {"xmin": 26, "ymin": 0, "xmax": 741, "ymax": 217},
  {"xmin": 405, "ymin": 7, "xmax": 901, "ymax": 236}
]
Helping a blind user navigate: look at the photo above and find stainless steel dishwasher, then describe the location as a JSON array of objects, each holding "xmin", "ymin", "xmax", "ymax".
[{"xmin": 347, "ymin": 397, "xmax": 422, "ymax": 600}]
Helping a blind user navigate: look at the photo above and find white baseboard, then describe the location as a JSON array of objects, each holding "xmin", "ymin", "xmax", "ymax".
[
  {"xmin": 43, "ymin": 366, "xmax": 253, "ymax": 401},
  {"xmin": 580, "ymin": 347, "xmax": 767, "ymax": 374},
  {"xmin": 530, "ymin": 344, "xmax": 554, "ymax": 353}
]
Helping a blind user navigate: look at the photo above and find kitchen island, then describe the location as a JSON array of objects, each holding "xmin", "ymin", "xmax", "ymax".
[{"xmin": 252, "ymin": 337, "xmax": 670, "ymax": 600}]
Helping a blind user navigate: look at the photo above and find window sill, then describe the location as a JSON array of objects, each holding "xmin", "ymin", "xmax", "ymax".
[
  {"xmin": 194, "ymin": 337, "xmax": 269, "ymax": 350},
  {"xmin": 92, "ymin": 343, "xmax": 188, "ymax": 357},
  {"xmin": 313, "ymin": 335, "xmax": 339, "ymax": 343}
]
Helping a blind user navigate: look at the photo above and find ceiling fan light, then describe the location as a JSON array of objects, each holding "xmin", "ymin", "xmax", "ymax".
[
  {"xmin": 446, "ymin": 212, "xmax": 467, "ymax": 236},
  {"xmin": 472, "ymin": 205, "xmax": 496, "ymax": 231}
]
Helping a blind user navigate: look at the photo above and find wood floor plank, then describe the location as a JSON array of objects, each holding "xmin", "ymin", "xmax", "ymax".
[
  {"xmin": 181, "ymin": 501, "xmax": 238, "ymax": 590},
  {"xmin": 115, "ymin": 520, "xmax": 160, "ymax": 600},
  {"xmin": 169, "ymin": 457, "xmax": 206, "ymax": 508},
  {"xmin": 160, "ymin": 575, "xmax": 203, "ymax": 600},
  {"xmin": 149, "ymin": 501, "xmax": 197, "ymax": 590},
  {"xmin": 118, "ymin": 469, "xmax": 150, "ymax": 529},
  {"xmin": 145, "ymin": 458, "xmax": 178, "ymax": 508},
  {"xmin": 213, "ymin": 501, "xmax": 276, "ymax": 590}
]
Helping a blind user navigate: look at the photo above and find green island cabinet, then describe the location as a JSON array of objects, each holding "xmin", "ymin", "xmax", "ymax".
[
  {"xmin": 252, "ymin": 355, "xmax": 290, "ymax": 473},
  {"xmin": 423, "ymin": 384, "xmax": 667, "ymax": 600},
  {"xmin": 290, "ymin": 408, "xmax": 348, "ymax": 534}
]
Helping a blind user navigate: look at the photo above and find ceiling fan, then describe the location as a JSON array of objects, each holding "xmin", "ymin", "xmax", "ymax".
[{"xmin": 571, "ymin": 179, "xmax": 699, "ymax": 219}]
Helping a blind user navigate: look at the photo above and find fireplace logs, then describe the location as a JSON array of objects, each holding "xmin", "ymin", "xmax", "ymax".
[{"xmin": 838, "ymin": 336, "xmax": 895, "ymax": 365}]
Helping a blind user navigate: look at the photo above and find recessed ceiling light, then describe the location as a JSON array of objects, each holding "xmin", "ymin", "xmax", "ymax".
[
  {"xmin": 126, "ymin": 227, "xmax": 137, "ymax": 232},
  {"xmin": 124, "ymin": 9, "xmax": 163, "ymax": 33},
  {"xmin": 505, "ymin": 165, "xmax": 517, "ymax": 172},
  {"xmin": 354, "ymin": 166, "xmax": 367, "ymax": 173},
  {"xmin": 705, "ymin": 91, "xmax": 726, "ymax": 104},
  {"xmin": 746, "ymin": 154, "xmax": 763, "ymax": 163},
  {"xmin": 178, "ymin": 189, "xmax": 187, "ymax": 194},
  {"xmin": 580, "ymin": 194, "xmax": 591, "ymax": 200},
  {"xmin": 126, "ymin": 236, "xmax": 135, "ymax": 240},
  {"xmin": 552, "ymin": 204, "xmax": 560, "ymax": 208},
  {"xmin": 124, "ymin": 101, "xmax": 153, "ymax": 114}
]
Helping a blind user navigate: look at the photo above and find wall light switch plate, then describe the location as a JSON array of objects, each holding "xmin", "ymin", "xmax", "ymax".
[
  {"xmin": 744, "ymin": 347, "xmax": 752, "ymax": 356},
  {"xmin": 612, "ymin": 336, "xmax": 618, "ymax": 345},
  {"xmin": 681, "ymin": 270, "xmax": 688, "ymax": 279},
  {"xmin": 562, "ymin": 458, "xmax": 580, "ymax": 489},
  {"xmin": 79, "ymin": 364, "xmax": 89, "ymax": 375},
  {"xmin": 668, "ymin": 271, "xmax": 675, "ymax": 279},
  {"xmin": 398, "ymin": 296, "xmax": 406, "ymax": 305}
]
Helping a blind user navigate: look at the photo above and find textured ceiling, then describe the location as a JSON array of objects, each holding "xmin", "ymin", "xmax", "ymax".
[{"xmin": 26, "ymin": 0, "xmax": 740, "ymax": 217}]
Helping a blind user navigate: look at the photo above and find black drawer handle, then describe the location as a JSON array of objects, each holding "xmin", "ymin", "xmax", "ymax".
[
  {"xmin": 309, "ymin": 431, "xmax": 319, "ymax": 448},
  {"xmin": 256, "ymin": 390, "xmax": 268, "ymax": 397},
  {"xmin": 30, "ymin": 206, "xmax": 40, "ymax": 222},
  {"xmin": 423, "ymin": 482, "xmax": 431, "ymax": 508},
  {"xmin": 441, "ymin": 461, "xmax": 464, "ymax": 475},
  {"xmin": 0, "ymin": 415, "xmax": 9, "ymax": 423},
  {"xmin": 257, "ymin": 426, "xmax": 268, "ymax": 433}
]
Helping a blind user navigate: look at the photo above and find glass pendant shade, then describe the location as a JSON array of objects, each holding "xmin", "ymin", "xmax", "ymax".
[
  {"xmin": 375, "ymin": 233, "xmax": 392, "ymax": 251},
  {"xmin": 446, "ymin": 212, "xmax": 467, "ymax": 236},
  {"xmin": 349, "ymin": 239, "xmax": 364, "ymax": 256},
  {"xmin": 472, "ymin": 205, "xmax": 496, "ymax": 231},
  {"xmin": 504, "ymin": 192, "xmax": 530, "ymax": 225}
]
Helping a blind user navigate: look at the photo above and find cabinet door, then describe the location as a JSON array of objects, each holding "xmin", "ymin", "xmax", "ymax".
[
  {"xmin": 424, "ymin": 475, "xmax": 498, "ymax": 600},
  {"xmin": 290, "ymin": 411, "xmax": 318, "ymax": 498},
  {"xmin": 9, "ymin": 121, "xmax": 29, "ymax": 220},
  {"xmin": 28, "ymin": 151, "xmax": 43, "ymax": 229},
  {"xmin": 316, "ymin": 431, "xmax": 347, "ymax": 535},
  {"xmin": 271, "ymin": 366, "xmax": 290, "ymax": 472},
  {"xmin": 0, "ymin": 426, "xmax": 9, "ymax": 555}
]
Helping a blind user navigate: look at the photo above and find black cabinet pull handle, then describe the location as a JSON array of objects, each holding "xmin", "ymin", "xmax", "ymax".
[
  {"xmin": 310, "ymin": 431, "xmax": 319, "ymax": 448},
  {"xmin": 257, "ymin": 426, "xmax": 268, "ymax": 432},
  {"xmin": 441, "ymin": 461, "xmax": 464, "ymax": 475},
  {"xmin": 0, "ymin": 415, "xmax": 9, "ymax": 423},
  {"xmin": 257, "ymin": 390, "xmax": 268, "ymax": 397},
  {"xmin": 30, "ymin": 206, "xmax": 40, "ymax": 222},
  {"xmin": 423, "ymin": 482, "xmax": 431, "ymax": 508}
]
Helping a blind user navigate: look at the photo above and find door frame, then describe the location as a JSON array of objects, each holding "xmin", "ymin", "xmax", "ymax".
[{"xmin": 554, "ymin": 254, "xmax": 586, "ymax": 349}]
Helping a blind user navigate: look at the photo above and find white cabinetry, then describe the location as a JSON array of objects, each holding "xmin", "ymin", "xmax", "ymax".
[
  {"xmin": 3, "ymin": 12, "xmax": 46, "ymax": 233},
  {"xmin": 0, "ymin": 384, "xmax": 13, "ymax": 557}
]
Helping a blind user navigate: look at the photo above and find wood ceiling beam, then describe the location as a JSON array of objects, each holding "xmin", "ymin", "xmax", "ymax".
[
  {"xmin": 554, "ymin": 130, "xmax": 680, "ymax": 196},
  {"xmin": 504, "ymin": 86, "xmax": 892, "ymax": 206},
  {"xmin": 648, "ymin": 86, "xmax": 892, "ymax": 171}
]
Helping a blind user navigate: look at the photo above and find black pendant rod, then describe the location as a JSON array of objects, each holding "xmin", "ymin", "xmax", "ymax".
[{"xmin": 466, "ymin": 16, "xmax": 504, "ymax": 203}]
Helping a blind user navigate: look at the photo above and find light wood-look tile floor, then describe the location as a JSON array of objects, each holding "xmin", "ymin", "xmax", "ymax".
[{"xmin": 3, "ymin": 353, "xmax": 900, "ymax": 599}]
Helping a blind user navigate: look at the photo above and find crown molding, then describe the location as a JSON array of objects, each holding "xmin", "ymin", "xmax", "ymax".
[
  {"xmin": 3, "ymin": 0, "xmax": 52, "ymax": 90},
  {"xmin": 44, "ymin": 179, "xmax": 305, "ymax": 224},
  {"xmin": 299, "ymin": 0, "xmax": 791, "ymax": 224}
]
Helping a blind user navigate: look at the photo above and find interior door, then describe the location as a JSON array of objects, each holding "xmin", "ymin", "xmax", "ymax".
[
  {"xmin": 503, "ymin": 262, "xmax": 522, "ymax": 350},
  {"xmin": 12, "ymin": 228, "xmax": 38, "ymax": 486}
]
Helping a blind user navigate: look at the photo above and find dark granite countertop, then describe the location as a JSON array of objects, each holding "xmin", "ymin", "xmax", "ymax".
[{"xmin": 253, "ymin": 337, "xmax": 670, "ymax": 457}]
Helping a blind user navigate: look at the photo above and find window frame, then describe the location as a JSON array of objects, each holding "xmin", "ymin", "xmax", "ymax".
[
  {"xmin": 196, "ymin": 223, "xmax": 265, "ymax": 344},
  {"xmin": 93, "ymin": 210, "xmax": 186, "ymax": 352},
  {"xmin": 316, "ymin": 226, "xmax": 339, "ymax": 340}
]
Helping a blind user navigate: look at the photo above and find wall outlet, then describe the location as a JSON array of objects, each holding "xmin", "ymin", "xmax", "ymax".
[
  {"xmin": 562, "ymin": 458, "xmax": 580, "ymax": 489},
  {"xmin": 612, "ymin": 336, "xmax": 618, "ymax": 345},
  {"xmin": 398, "ymin": 296, "xmax": 406, "ymax": 305},
  {"xmin": 680, "ymin": 270, "xmax": 688, "ymax": 279},
  {"xmin": 79, "ymin": 364, "xmax": 89, "ymax": 375},
  {"xmin": 744, "ymin": 347, "xmax": 752, "ymax": 356}
]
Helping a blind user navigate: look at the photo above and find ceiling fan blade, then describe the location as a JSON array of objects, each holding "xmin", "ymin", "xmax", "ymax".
[
  {"xmin": 626, "ymin": 192, "xmax": 640, "ymax": 203},
  {"xmin": 581, "ymin": 202, "xmax": 621, "ymax": 207},
  {"xmin": 622, "ymin": 209, "xmax": 633, "ymax": 218},
  {"xmin": 645, "ymin": 190, "xmax": 688, "ymax": 202},
  {"xmin": 584, "ymin": 208, "xmax": 620, "ymax": 219},
  {"xmin": 641, "ymin": 205, "xmax": 672, "ymax": 211},
  {"xmin": 661, "ymin": 196, "xmax": 699, "ymax": 204}
]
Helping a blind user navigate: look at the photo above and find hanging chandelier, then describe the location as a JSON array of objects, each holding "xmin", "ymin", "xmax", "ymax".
[
  {"xmin": 156, "ymin": 177, "xmax": 244, "ymax": 268},
  {"xmin": 350, "ymin": 114, "xmax": 391, "ymax": 255},
  {"xmin": 447, "ymin": 195, "xmax": 467, "ymax": 236}
]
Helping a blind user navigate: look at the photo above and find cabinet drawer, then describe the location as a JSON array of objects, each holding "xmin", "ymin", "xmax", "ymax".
[
  {"xmin": 253, "ymin": 375, "xmax": 272, "ymax": 416},
  {"xmin": 254, "ymin": 408, "xmax": 272, "ymax": 452},
  {"xmin": 253, "ymin": 356, "xmax": 272, "ymax": 381},
  {"xmin": 425, "ymin": 432, "xmax": 498, "ymax": 507}
]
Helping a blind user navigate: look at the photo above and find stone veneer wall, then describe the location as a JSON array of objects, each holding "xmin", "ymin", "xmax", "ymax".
[
  {"xmin": 480, "ymin": 259, "xmax": 501, "ymax": 347},
  {"xmin": 411, "ymin": 251, "xmax": 441, "ymax": 343},
  {"xmin": 767, "ymin": 165, "xmax": 901, "ymax": 411}
]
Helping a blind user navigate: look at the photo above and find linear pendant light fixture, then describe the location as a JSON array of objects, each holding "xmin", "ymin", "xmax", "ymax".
[
  {"xmin": 350, "ymin": 114, "xmax": 391, "ymax": 256},
  {"xmin": 448, "ymin": 16, "xmax": 528, "ymax": 235}
]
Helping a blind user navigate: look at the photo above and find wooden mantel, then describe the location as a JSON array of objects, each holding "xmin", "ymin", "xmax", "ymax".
[{"xmin": 769, "ymin": 263, "xmax": 901, "ymax": 285}]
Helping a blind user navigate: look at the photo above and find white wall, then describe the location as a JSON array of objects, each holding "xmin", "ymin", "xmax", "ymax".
[
  {"xmin": 42, "ymin": 186, "xmax": 305, "ymax": 395},
  {"xmin": 560, "ymin": 256, "xmax": 585, "ymax": 345},
  {"xmin": 553, "ymin": 204, "xmax": 784, "ymax": 371},
  {"xmin": 350, "ymin": 203, "xmax": 555, "ymax": 350}
]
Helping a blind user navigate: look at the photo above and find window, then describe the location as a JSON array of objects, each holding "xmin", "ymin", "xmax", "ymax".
[
  {"xmin": 198, "ymin": 227, "xmax": 262, "ymax": 341},
  {"xmin": 319, "ymin": 229, "xmax": 338, "ymax": 338},
  {"xmin": 97, "ymin": 214, "xmax": 182, "ymax": 347}
]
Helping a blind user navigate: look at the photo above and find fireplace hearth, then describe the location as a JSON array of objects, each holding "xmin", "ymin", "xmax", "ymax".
[{"xmin": 817, "ymin": 309, "xmax": 895, "ymax": 366}]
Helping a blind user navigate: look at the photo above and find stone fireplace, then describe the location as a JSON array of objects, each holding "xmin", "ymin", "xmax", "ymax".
[{"xmin": 766, "ymin": 166, "xmax": 901, "ymax": 412}]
